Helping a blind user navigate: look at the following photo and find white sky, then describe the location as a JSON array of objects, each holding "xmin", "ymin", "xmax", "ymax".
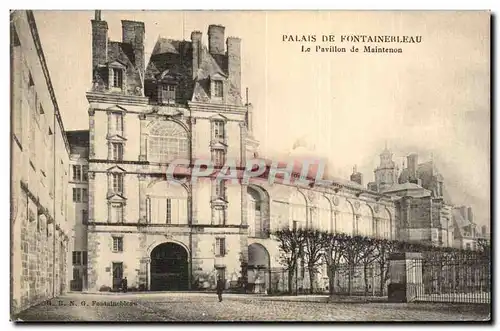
[{"xmin": 33, "ymin": 10, "xmax": 490, "ymax": 226}]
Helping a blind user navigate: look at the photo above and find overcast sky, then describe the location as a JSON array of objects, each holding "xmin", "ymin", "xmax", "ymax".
[{"xmin": 33, "ymin": 10, "xmax": 490, "ymax": 226}]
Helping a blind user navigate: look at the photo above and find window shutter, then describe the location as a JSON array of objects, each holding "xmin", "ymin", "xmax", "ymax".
[
  {"xmin": 158, "ymin": 198, "xmax": 166, "ymax": 224},
  {"xmin": 109, "ymin": 68, "xmax": 114, "ymax": 88},
  {"xmin": 215, "ymin": 239, "xmax": 221, "ymax": 256}
]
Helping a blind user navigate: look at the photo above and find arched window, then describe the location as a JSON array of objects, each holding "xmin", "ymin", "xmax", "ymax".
[
  {"xmin": 148, "ymin": 121, "xmax": 189, "ymax": 163},
  {"xmin": 146, "ymin": 181, "xmax": 189, "ymax": 225},
  {"xmin": 317, "ymin": 196, "xmax": 331, "ymax": 231},
  {"xmin": 290, "ymin": 191, "xmax": 307, "ymax": 230},
  {"xmin": 247, "ymin": 185, "xmax": 270, "ymax": 238}
]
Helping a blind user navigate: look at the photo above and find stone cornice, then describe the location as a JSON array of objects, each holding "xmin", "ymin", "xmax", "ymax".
[
  {"xmin": 86, "ymin": 91, "xmax": 149, "ymax": 106},
  {"xmin": 188, "ymin": 101, "xmax": 247, "ymax": 114}
]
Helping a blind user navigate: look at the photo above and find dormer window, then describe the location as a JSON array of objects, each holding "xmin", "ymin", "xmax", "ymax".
[
  {"xmin": 214, "ymin": 81, "xmax": 223, "ymax": 98},
  {"xmin": 112, "ymin": 68, "xmax": 123, "ymax": 88},
  {"xmin": 108, "ymin": 61, "xmax": 126, "ymax": 91},
  {"xmin": 209, "ymin": 73, "xmax": 226, "ymax": 100},
  {"xmin": 159, "ymin": 84, "xmax": 176, "ymax": 104}
]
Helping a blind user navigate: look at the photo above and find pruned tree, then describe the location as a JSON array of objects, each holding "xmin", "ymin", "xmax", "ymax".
[
  {"xmin": 343, "ymin": 235, "xmax": 368, "ymax": 295},
  {"xmin": 324, "ymin": 232, "xmax": 348, "ymax": 296},
  {"xmin": 302, "ymin": 229, "xmax": 327, "ymax": 294},
  {"xmin": 273, "ymin": 227, "xmax": 306, "ymax": 294},
  {"xmin": 373, "ymin": 239, "xmax": 399, "ymax": 295},
  {"xmin": 358, "ymin": 237, "xmax": 379, "ymax": 295}
]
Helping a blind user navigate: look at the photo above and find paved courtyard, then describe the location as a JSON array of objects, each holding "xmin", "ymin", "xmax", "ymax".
[{"xmin": 14, "ymin": 292, "xmax": 491, "ymax": 322}]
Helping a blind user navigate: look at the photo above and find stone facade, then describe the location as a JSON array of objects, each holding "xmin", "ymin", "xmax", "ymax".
[
  {"xmin": 11, "ymin": 11, "xmax": 72, "ymax": 315},
  {"xmin": 77, "ymin": 12, "xmax": 396, "ymax": 293},
  {"xmin": 66, "ymin": 131, "xmax": 90, "ymax": 291}
]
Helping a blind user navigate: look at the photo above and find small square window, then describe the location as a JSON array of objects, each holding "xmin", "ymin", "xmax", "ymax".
[
  {"xmin": 112, "ymin": 143, "xmax": 123, "ymax": 161},
  {"xmin": 213, "ymin": 81, "xmax": 223, "ymax": 98},
  {"xmin": 112, "ymin": 237, "xmax": 123, "ymax": 252},
  {"xmin": 72, "ymin": 251, "xmax": 82, "ymax": 265},
  {"xmin": 215, "ymin": 238, "xmax": 226, "ymax": 257},
  {"xmin": 160, "ymin": 84, "xmax": 176, "ymax": 104},
  {"xmin": 213, "ymin": 149, "xmax": 225, "ymax": 167},
  {"xmin": 73, "ymin": 165, "xmax": 82, "ymax": 181},
  {"xmin": 112, "ymin": 69, "xmax": 123, "ymax": 88},
  {"xmin": 215, "ymin": 180, "xmax": 226, "ymax": 199},
  {"xmin": 112, "ymin": 173, "xmax": 124, "ymax": 194},
  {"xmin": 213, "ymin": 121, "xmax": 225, "ymax": 139},
  {"xmin": 214, "ymin": 207, "xmax": 225, "ymax": 226},
  {"xmin": 73, "ymin": 188, "xmax": 82, "ymax": 202},
  {"xmin": 110, "ymin": 203, "xmax": 123, "ymax": 223},
  {"xmin": 112, "ymin": 113, "xmax": 123, "ymax": 134}
]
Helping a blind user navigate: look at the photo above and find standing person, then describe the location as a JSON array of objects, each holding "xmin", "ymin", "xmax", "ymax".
[
  {"xmin": 216, "ymin": 276, "xmax": 225, "ymax": 302},
  {"xmin": 122, "ymin": 277, "xmax": 128, "ymax": 293}
]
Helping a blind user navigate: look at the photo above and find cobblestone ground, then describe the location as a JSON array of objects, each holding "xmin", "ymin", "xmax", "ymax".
[{"xmin": 14, "ymin": 292, "xmax": 491, "ymax": 322}]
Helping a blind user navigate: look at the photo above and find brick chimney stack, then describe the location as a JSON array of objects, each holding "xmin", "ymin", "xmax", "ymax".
[
  {"xmin": 208, "ymin": 24, "xmax": 225, "ymax": 55},
  {"xmin": 350, "ymin": 165, "xmax": 363, "ymax": 186},
  {"xmin": 407, "ymin": 153, "xmax": 418, "ymax": 184},
  {"xmin": 121, "ymin": 20, "xmax": 145, "ymax": 75},
  {"xmin": 467, "ymin": 207, "xmax": 474, "ymax": 223},
  {"xmin": 191, "ymin": 31, "xmax": 202, "ymax": 78},
  {"xmin": 91, "ymin": 10, "xmax": 108, "ymax": 69}
]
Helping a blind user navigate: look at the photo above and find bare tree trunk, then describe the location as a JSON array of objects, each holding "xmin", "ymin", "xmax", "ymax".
[
  {"xmin": 326, "ymin": 264, "xmax": 335, "ymax": 296},
  {"xmin": 363, "ymin": 263, "xmax": 369, "ymax": 295},
  {"xmin": 308, "ymin": 265, "xmax": 315, "ymax": 294},
  {"xmin": 348, "ymin": 264, "xmax": 354, "ymax": 296},
  {"xmin": 288, "ymin": 269, "xmax": 294, "ymax": 294},
  {"xmin": 379, "ymin": 261, "xmax": 385, "ymax": 295}
]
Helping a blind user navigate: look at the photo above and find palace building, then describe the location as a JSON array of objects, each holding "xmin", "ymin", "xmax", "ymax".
[
  {"xmin": 10, "ymin": 10, "xmax": 489, "ymax": 313},
  {"xmin": 79, "ymin": 11, "xmax": 396, "ymax": 293}
]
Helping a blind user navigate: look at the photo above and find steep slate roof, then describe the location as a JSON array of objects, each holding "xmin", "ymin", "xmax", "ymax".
[
  {"xmin": 382, "ymin": 182, "xmax": 431, "ymax": 198},
  {"xmin": 145, "ymin": 35, "xmax": 242, "ymax": 105},
  {"xmin": 384, "ymin": 182, "xmax": 424, "ymax": 192}
]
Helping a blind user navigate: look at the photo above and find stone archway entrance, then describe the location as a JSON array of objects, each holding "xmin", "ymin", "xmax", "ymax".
[
  {"xmin": 247, "ymin": 243, "xmax": 271, "ymax": 293},
  {"xmin": 150, "ymin": 243, "xmax": 189, "ymax": 291}
]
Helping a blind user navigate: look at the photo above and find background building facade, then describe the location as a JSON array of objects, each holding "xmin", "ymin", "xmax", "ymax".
[
  {"xmin": 11, "ymin": 10, "xmax": 73, "ymax": 314},
  {"xmin": 81, "ymin": 12, "xmax": 395, "ymax": 293}
]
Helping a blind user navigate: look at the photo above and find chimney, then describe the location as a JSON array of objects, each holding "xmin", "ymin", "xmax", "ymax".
[
  {"xmin": 458, "ymin": 206, "xmax": 467, "ymax": 220},
  {"xmin": 208, "ymin": 24, "xmax": 225, "ymax": 55},
  {"xmin": 467, "ymin": 207, "xmax": 473, "ymax": 223},
  {"xmin": 350, "ymin": 165, "xmax": 363, "ymax": 186},
  {"xmin": 481, "ymin": 225, "xmax": 487, "ymax": 236},
  {"xmin": 91, "ymin": 12, "xmax": 108, "ymax": 69},
  {"xmin": 121, "ymin": 20, "xmax": 145, "ymax": 75},
  {"xmin": 407, "ymin": 153, "xmax": 418, "ymax": 184},
  {"xmin": 191, "ymin": 31, "xmax": 202, "ymax": 78},
  {"xmin": 227, "ymin": 36, "xmax": 241, "ymax": 96}
]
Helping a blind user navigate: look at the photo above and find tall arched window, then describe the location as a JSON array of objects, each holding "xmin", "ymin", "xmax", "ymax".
[
  {"xmin": 148, "ymin": 121, "xmax": 189, "ymax": 163},
  {"xmin": 247, "ymin": 185, "xmax": 270, "ymax": 238},
  {"xmin": 290, "ymin": 191, "xmax": 307, "ymax": 230},
  {"xmin": 146, "ymin": 180, "xmax": 189, "ymax": 225}
]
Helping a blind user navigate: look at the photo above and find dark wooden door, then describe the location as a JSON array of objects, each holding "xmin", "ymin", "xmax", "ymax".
[{"xmin": 112, "ymin": 262, "xmax": 123, "ymax": 290}]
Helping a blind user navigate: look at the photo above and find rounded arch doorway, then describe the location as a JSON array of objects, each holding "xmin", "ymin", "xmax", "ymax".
[
  {"xmin": 247, "ymin": 243, "xmax": 271, "ymax": 294},
  {"xmin": 150, "ymin": 242, "xmax": 189, "ymax": 291}
]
